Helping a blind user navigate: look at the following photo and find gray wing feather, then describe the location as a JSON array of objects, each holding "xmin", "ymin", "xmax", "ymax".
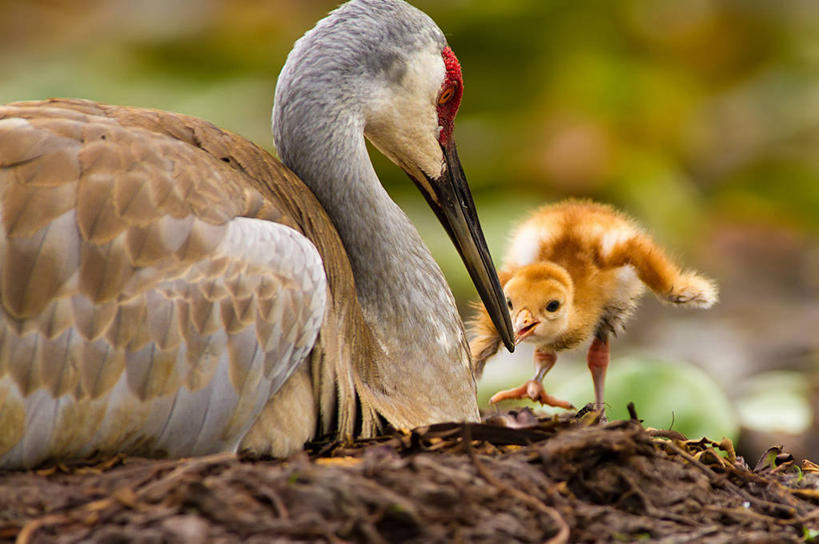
[
  {"xmin": 0, "ymin": 217, "xmax": 326, "ymax": 468},
  {"xmin": 0, "ymin": 102, "xmax": 331, "ymax": 469}
]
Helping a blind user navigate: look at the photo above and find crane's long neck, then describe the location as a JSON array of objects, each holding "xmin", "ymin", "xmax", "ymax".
[
  {"xmin": 323, "ymin": 135, "xmax": 456, "ymax": 341},
  {"xmin": 274, "ymin": 104, "xmax": 477, "ymax": 424}
]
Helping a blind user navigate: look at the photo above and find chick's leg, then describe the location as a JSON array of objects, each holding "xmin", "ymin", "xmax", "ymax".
[
  {"xmin": 601, "ymin": 234, "xmax": 717, "ymax": 309},
  {"xmin": 529, "ymin": 349, "xmax": 575, "ymax": 409},
  {"xmin": 587, "ymin": 335, "xmax": 609, "ymax": 412},
  {"xmin": 490, "ymin": 349, "xmax": 574, "ymax": 409}
]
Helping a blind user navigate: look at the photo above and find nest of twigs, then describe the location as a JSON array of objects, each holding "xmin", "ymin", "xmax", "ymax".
[{"xmin": 1, "ymin": 404, "xmax": 818, "ymax": 543}]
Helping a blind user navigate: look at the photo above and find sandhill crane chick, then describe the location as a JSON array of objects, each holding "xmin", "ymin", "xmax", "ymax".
[{"xmin": 469, "ymin": 200, "xmax": 718, "ymax": 414}]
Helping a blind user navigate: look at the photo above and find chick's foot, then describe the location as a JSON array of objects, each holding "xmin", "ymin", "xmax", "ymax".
[{"xmin": 490, "ymin": 380, "xmax": 575, "ymax": 410}]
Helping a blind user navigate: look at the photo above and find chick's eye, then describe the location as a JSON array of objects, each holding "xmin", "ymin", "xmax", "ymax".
[
  {"xmin": 438, "ymin": 86, "xmax": 455, "ymax": 105},
  {"xmin": 546, "ymin": 300, "xmax": 560, "ymax": 313},
  {"xmin": 506, "ymin": 298, "xmax": 513, "ymax": 310}
]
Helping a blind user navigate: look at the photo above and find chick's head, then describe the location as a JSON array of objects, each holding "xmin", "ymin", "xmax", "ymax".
[{"xmin": 504, "ymin": 262, "xmax": 573, "ymax": 346}]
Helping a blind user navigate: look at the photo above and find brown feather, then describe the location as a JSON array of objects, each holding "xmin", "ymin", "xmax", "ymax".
[
  {"xmin": 188, "ymin": 291, "xmax": 221, "ymax": 336},
  {"xmin": 174, "ymin": 220, "xmax": 226, "ymax": 263},
  {"xmin": 227, "ymin": 326, "xmax": 262, "ymax": 393},
  {"xmin": 6, "ymin": 332, "xmax": 40, "ymax": 395},
  {"xmin": 49, "ymin": 398, "xmax": 108, "ymax": 458},
  {"xmin": 124, "ymin": 295, "xmax": 152, "ymax": 352},
  {"xmin": 143, "ymin": 291, "xmax": 182, "ymax": 350},
  {"xmin": 29, "ymin": 117, "xmax": 84, "ymax": 141},
  {"xmin": 219, "ymin": 296, "xmax": 254, "ymax": 335},
  {"xmin": 0, "ymin": 327, "xmax": 6, "ymax": 376},
  {"xmin": 113, "ymin": 171, "xmax": 162, "ymax": 226},
  {"xmin": 0, "ymin": 384, "xmax": 25, "ymax": 457},
  {"xmin": 39, "ymin": 329, "xmax": 80, "ymax": 396},
  {"xmin": 184, "ymin": 331, "xmax": 226, "ymax": 391},
  {"xmin": 104, "ymin": 298, "xmax": 146, "ymax": 349},
  {"xmin": 124, "ymin": 224, "xmax": 171, "ymax": 267},
  {"xmin": 224, "ymin": 274, "xmax": 259, "ymax": 300},
  {"xmin": 13, "ymin": 211, "xmax": 80, "ymax": 318},
  {"xmin": 125, "ymin": 343, "xmax": 181, "ymax": 400},
  {"xmin": 10, "ymin": 144, "xmax": 80, "ymax": 190},
  {"xmin": 70, "ymin": 295, "xmax": 117, "ymax": 342},
  {"xmin": 76, "ymin": 175, "xmax": 128, "ymax": 246},
  {"xmin": 79, "ymin": 338, "xmax": 125, "ymax": 399},
  {"xmin": 198, "ymin": 277, "xmax": 229, "ymax": 303},
  {"xmin": 34, "ymin": 298, "xmax": 74, "ymax": 340},
  {"xmin": 1, "ymin": 175, "xmax": 76, "ymax": 238},
  {"xmin": 2, "ymin": 220, "xmax": 68, "ymax": 318},
  {"xmin": 79, "ymin": 239, "xmax": 134, "ymax": 303},
  {"xmin": 0, "ymin": 118, "xmax": 48, "ymax": 165}
]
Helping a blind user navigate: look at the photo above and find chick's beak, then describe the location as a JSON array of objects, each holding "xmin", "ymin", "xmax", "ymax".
[
  {"xmin": 410, "ymin": 137, "xmax": 514, "ymax": 352},
  {"xmin": 513, "ymin": 309, "xmax": 539, "ymax": 345}
]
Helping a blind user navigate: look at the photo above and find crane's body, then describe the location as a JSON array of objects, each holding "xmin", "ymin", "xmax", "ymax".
[{"xmin": 0, "ymin": 0, "xmax": 513, "ymax": 469}]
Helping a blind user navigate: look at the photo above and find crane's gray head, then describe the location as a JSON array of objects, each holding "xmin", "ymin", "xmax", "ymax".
[
  {"xmin": 274, "ymin": 0, "xmax": 459, "ymax": 179},
  {"xmin": 273, "ymin": 0, "xmax": 515, "ymax": 351}
]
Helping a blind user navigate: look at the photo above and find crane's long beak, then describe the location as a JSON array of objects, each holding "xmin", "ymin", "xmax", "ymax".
[{"xmin": 413, "ymin": 138, "xmax": 515, "ymax": 352}]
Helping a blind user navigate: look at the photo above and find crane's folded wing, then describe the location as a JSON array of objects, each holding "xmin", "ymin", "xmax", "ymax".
[{"xmin": 0, "ymin": 104, "xmax": 327, "ymax": 469}]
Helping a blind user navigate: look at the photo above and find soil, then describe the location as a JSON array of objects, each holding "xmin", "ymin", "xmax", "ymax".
[{"xmin": 1, "ymin": 405, "xmax": 817, "ymax": 544}]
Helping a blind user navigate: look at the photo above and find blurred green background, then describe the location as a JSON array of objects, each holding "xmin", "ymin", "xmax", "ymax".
[{"xmin": 2, "ymin": 0, "xmax": 818, "ymax": 462}]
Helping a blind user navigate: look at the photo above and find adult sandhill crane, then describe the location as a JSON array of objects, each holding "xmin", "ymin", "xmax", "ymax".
[{"xmin": 0, "ymin": 0, "xmax": 514, "ymax": 469}]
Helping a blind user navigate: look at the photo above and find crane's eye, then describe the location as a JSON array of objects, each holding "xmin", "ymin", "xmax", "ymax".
[
  {"xmin": 438, "ymin": 86, "xmax": 455, "ymax": 105},
  {"xmin": 546, "ymin": 300, "xmax": 560, "ymax": 312},
  {"xmin": 506, "ymin": 298, "xmax": 513, "ymax": 310}
]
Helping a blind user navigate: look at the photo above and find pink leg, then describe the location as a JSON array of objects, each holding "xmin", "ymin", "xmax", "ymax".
[
  {"xmin": 489, "ymin": 349, "xmax": 574, "ymax": 410},
  {"xmin": 587, "ymin": 335, "xmax": 609, "ymax": 412},
  {"xmin": 533, "ymin": 349, "xmax": 557, "ymax": 381}
]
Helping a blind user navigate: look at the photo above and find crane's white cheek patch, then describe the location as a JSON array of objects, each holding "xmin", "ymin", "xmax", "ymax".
[
  {"xmin": 507, "ymin": 225, "xmax": 544, "ymax": 267},
  {"xmin": 364, "ymin": 44, "xmax": 446, "ymax": 184}
]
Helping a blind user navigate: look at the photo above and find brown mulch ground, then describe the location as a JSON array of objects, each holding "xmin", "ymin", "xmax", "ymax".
[{"xmin": 1, "ymin": 405, "xmax": 818, "ymax": 544}]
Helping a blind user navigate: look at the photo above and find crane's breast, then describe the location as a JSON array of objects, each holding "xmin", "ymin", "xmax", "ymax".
[{"xmin": 0, "ymin": 100, "xmax": 327, "ymax": 468}]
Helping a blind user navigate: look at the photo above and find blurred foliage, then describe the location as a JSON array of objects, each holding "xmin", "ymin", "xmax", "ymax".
[
  {"xmin": 736, "ymin": 371, "xmax": 812, "ymax": 434},
  {"xmin": 1, "ymin": 0, "xmax": 818, "ymax": 448},
  {"xmin": 2, "ymin": 0, "xmax": 816, "ymax": 299},
  {"xmin": 559, "ymin": 357, "xmax": 740, "ymax": 442},
  {"xmin": 480, "ymin": 355, "xmax": 740, "ymax": 443}
]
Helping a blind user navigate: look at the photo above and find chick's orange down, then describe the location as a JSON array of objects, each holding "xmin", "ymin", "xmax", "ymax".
[{"xmin": 470, "ymin": 200, "xmax": 718, "ymax": 415}]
